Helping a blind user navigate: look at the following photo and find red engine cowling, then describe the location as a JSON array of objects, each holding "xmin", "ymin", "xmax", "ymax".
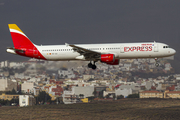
[
  {"xmin": 106, "ymin": 59, "xmax": 119, "ymax": 65},
  {"xmin": 101, "ymin": 54, "xmax": 115, "ymax": 63}
]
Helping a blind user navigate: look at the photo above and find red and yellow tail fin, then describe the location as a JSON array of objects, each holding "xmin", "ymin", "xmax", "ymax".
[{"xmin": 8, "ymin": 24, "xmax": 35, "ymax": 49}]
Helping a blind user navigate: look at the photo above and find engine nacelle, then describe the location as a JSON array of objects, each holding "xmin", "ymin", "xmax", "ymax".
[
  {"xmin": 106, "ymin": 59, "xmax": 119, "ymax": 65},
  {"xmin": 101, "ymin": 54, "xmax": 115, "ymax": 63}
]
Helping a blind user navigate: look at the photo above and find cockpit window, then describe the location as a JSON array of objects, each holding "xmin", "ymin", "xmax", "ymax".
[{"xmin": 163, "ymin": 46, "xmax": 169, "ymax": 48}]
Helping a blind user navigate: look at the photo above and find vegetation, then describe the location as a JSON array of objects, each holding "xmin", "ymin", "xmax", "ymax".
[
  {"xmin": 117, "ymin": 95, "xmax": 124, "ymax": 99},
  {"xmin": 92, "ymin": 90, "xmax": 97, "ymax": 97},
  {"xmin": 79, "ymin": 94, "xmax": 84, "ymax": 98},
  {"xmin": 0, "ymin": 99, "xmax": 19, "ymax": 106},
  {"xmin": 35, "ymin": 91, "xmax": 51, "ymax": 104},
  {"xmin": 88, "ymin": 78, "xmax": 94, "ymax": 82},
  {"xmin": 168, "ymin": 75, "xmax": 175, "ymax": 81},
  {"xmin": 98, "ymin": 90, "xmax": 104, "ymax": 98},
  {"xmin": 5, "ymin": 88, "xmax": 18, "ymax": 95},
  {"xmin": 0, "ymin": 88, "xmax": 22, "ymax": 95},
  {"xmin": 86, "ymin": 96, "xmax": 95, "ymax": 101},
  {"xmin": 127, "ymin": 93, "xmax": 139, "ymax": 98}
]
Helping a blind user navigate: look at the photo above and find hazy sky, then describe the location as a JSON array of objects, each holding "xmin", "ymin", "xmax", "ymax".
[{"xmin": 1, "ymin": 0, "xmax": 180, "ymax": 61}]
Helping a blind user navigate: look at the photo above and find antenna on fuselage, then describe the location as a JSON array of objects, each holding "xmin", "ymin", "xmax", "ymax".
[{"xmin": 65, "ymin": 43, "xmax": 69, "ymax": 47}]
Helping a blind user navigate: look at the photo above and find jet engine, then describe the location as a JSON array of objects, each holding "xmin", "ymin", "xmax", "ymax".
[
  {"xmin": 101, "ymin": 54, "xmax": 115, "ymax": 63},
  {"xmin": 106, "ymin": 59, "xmax": 119, "ymax": 65}
]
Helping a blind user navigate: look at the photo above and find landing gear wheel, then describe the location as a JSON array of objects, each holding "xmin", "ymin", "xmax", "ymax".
[
  {"xmin": 88, "ymin": 61, "xmax": 97, "ymax": 69},
  {"xmin": 88, "ymin": 62, "xmax": 93, "ymax": 68},
  {"xmin": 154, "ymin": 58, "xmax": 160, "ymax": 67},
  {"xmin": 92, "ymin": 65, "xmax": 97, "ymax": 70},
  {"xmin": 155, "ymin": 63, "xmax": 159, "ymax": 67}
]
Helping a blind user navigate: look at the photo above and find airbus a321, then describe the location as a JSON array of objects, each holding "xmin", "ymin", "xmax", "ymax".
[{"xmin": 7, "ymin": 24, "xmax": 176, "ymax": 69}]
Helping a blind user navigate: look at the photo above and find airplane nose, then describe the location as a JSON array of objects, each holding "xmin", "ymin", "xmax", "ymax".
[{"xmin": 171, "ymin": 49, "xmax": 176, "ymax": 55}]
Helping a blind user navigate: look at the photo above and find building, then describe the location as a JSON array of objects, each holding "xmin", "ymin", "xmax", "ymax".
[
  {"xmin": 49, "ymin": 85, "xmax": 63, "ymax": 100},
  {"xmin": 9, "ymin": 62, "xmax": 24, "ymax": 68},
  {"xmin": 115, "ymin": 88, "xmax": 132, "ymax": 98},
  {"xmin": 145, "ymin": 81, "xmax": 153, "ymax": 90},
  {"xmin": 161, "ymin": 83, "xmax": 169, "ymax": 91},
  {"xmin": 33, "ymin": 87, "xmax": 41, "ymax": 96},
  {"xmin": 1, "ymin": 61, "xmax": 9, "ymax": 68},
  {"xmin": 175, "ymin": 83, "xmax": 180, "ymax": 91},
  {"xmin": 103, "ymin": 90, "xmax": 115, "ymax": 98},
  {"xmin": 21, "ymin": 82, "xmax": 34, "ymax": 94},
  {"xmin": 83, "ymin": 75, "xmax": 94, "ymax": 80},
  {"xmin": 164, "ymin": 63, "xmax": 171, "ymax": 71},
  {"xmin": 0, "ymin": 78, "xmax": 17, "ymax": 91},
  {"xmin": 58, "ymin": 69, "xmax": 75, "ymax": 78},
  {"xmin": 0, "ymin": 78, "xmax": 8, "ymax": 91},
  {"xmin": 140, "ymin": 91, "xmax": 163, "ymax": 98},
  {"xmin": 62, "ymin": 86, "xmax": 94, "ymax": 104},
  {"xmin": 0, "ymin": 93, "xmax": 19, "ymax": 100},
  {"xmin": 62, "ymin": 91, "xmax": 81, "ymax": 104},
  {"xmin": 164, "ymin": 90, "xmax": 180, "ymax": 98},
  {"xmin": 118, "ymin": 84, "xmax": 140, "ymax": 94},
  {"xmin": 19, "ymin": 95, "xmax": 35, "ymax": 107},
  {"xmin": 93, "ymin": 86, "xmax": 107, "ymax": 97},
  {"xmin": 72, "ymin": 86, "xmax": 94, "ymax": 98}
]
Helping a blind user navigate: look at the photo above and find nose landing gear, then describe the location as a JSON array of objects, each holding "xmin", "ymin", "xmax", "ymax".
[
  {"xmin": 155, "ymin": 63, "xmax": 159, "ymax": 67},
  {"xmin": 155, "ymin": 58, "xmax": 160, "ymax": 67}
]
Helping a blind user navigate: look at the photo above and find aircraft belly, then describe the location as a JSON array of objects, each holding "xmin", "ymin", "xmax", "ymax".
[{"xmin": 119, "ymin": 51, "xmax": 159, "ymax": 59}]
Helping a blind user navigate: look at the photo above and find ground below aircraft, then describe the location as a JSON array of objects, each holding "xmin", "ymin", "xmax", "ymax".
[{"xmin": 7, "ymin": 24, "xmax": 176, "ymax": 69}]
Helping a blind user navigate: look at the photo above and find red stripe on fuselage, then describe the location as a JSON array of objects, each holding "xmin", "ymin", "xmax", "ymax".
[{"xmin": 10, "ymin": 32, "xmax": 46, "ymax": 60}]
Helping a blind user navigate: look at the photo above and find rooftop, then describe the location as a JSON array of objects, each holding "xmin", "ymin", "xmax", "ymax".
[{"xmin": 140, "ymin": 91, "xmax": 163, "ymax": 93}]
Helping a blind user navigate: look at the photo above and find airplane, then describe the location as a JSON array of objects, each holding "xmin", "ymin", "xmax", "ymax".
[{"xmin": 7, "ymin": 24, "xmax": 176, "ymax": 70}]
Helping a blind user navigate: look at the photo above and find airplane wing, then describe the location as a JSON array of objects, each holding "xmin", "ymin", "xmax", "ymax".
[{"xmin": 67, "ymin": 43, "xmax": 101, "ymax": 61}]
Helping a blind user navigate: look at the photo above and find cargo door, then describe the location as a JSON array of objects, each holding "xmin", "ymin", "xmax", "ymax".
[
  {"xmin": 154, "ymin": 43, "xmax": 158, "ymax": 52},
  {"xmin": 120, "ymin": 45, "xmax": 124, "ymax": 53}
]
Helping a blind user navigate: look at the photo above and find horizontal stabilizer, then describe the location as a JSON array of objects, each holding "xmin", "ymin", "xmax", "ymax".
[
  {"xmin": 6, "ymin": 47, "xmax": 25, "ymax": 55},
  {"xmin": 7, "ymin": 47, "xmax": 25, "ymax": 52}
]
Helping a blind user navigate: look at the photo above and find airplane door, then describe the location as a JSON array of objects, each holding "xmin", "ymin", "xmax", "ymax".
[
  {"xmin": 120, "ymin": 46, "xmax": 124, "ymax": 53},
  {"xmin": 154, "ymin": 43, "xmax": 158, "ymax": 52}
]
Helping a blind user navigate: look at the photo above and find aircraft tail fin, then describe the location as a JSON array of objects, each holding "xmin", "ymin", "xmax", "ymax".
[{"xmin": 8, "ymin": 24, "xmax": 35, "ymax": 49}]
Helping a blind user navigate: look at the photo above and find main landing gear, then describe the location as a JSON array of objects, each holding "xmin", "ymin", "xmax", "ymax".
[
  {"xmin": 88, "ymin": 61, "xmax": 97, "ymax": 70},
  {"xmin": 155, "ymin": 58, "xmax": 159, "ymax": 67}
]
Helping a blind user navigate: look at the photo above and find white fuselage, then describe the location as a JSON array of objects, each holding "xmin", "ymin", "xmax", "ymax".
[
  {"xmin": 7, "ymin": 24, "xmax": 176, "ymax": 70},
  {"xmin": 36, "ymin": 42, "xmax": 176, "ymax": 61}
]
